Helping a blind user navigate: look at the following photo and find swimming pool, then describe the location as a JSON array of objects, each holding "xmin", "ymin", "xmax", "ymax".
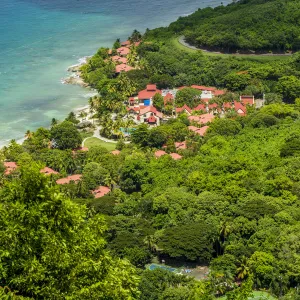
[{"xmin": 148, "ymin": 264, "xmax": 177, "ymax": 273}]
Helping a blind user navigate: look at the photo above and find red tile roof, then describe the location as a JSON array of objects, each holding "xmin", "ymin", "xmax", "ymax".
[
  {"xmin": 134, "ymin": 41, "xmax": 141, "ymax": 47},
  {"xmin": 4, "ymin": 162, "xmax": 17, "ymax": 175},
  {"xmin": 175, "ymin": 141, "xmax": 187, "ymax": 150},
  {"xmin": 194, "ymin": 104, "xmax": 206, "ymax": 111},
  {"xmin": 176, "ymin": 104, "xmax": 192, "ymax": 114},
  {"xmin": 190, "ymin": 125, "xmax": 209, "ymax": 136},
  {"xmin": 155, "ymin": 150, "xmax": 167, "ymax": 158},
  {"xmin": 40, "ymin": 167, "xmax": 59, "ymax": 175},
  {"xmin": 117, "ymin": 47, "xmax": 130, "ymax": 56},
  {"xmin": 112, "ymin": 55, "xmax": 128, "ymax": 64},
  {"xmin": 121, "ymin": 40, "xmax": 131, "ymax": 47},
  {"xmin": 189, "ymin": 113, "xmax": 215, "ymax": 125},
  {"xmin": 138, "ymin": 85, "xmax": 161, "ymax": 100},
  {"xmin": 214, "ymin": 90, "xmax": 226, "ymax": 96},
  {"xmin": 111, "ymin": 150, "xmax": 121, "ymax": 155},
  {"xmin": 116, "ymin": 64, "xmax": 134, "ymax": 73},
  {"xmin": 92, "ymin": 186, "xmax": 111, "ymax": 198},
  {"xmin": 240, "ymin": 95, "xmax": 255, "ymax": 106},
  {"xmin": 170, "ymin": 153, "xmax": 182, "ymax": 160},
  {"xmin": 191, "ymin": 85, "xmax": 216, "ymax": 91},
  {"xmin": 56, "ymin": 174, "xmax": 82, "ymax": 185},
  {"xmin": 139, "ymin": 106, "xmax": 163, "ymax": 118},
  {"xmin": 164, "ymin": 93, "xmax": 174, "ymax": 105},
  {"xmin": 234, "ymin": 101, "xmax": 247, "ymax": 116}
]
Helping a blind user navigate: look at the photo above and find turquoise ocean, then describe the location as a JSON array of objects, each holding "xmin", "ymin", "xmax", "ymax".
[{"xmin": 0, "ymin": 0, "xmax": 229, "ymax": 145}]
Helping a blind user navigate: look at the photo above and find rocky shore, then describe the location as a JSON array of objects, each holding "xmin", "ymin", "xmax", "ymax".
[{"xmin": 62, "ymin": 56, "xmax": 91, "ymax": 88}]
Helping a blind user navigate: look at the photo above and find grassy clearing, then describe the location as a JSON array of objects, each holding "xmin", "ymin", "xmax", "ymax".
[
  {"xmin": 220, "ymin": 291, "xmax": 277, "ymax": 299},
  {"xmin": 171, "ymin": 37, "xmax": 291, "ymax": 62},
  {"xmin": 84, "ymin": 137, "xmax": 116, "ymax": 151}
]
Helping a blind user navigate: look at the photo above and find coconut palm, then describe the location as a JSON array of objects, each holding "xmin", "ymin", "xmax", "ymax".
[
  {"xmin": 237, "ymin": 256, "xmax": 250, "ymax": 280},
  {"xmin": 25, "ymin": 130, "xmax": 33, "ymax": 140}
]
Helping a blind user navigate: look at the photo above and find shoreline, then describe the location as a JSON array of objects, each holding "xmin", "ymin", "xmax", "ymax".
[{"xmin": 0, "ymin": 57, "xmax": 95, "ymax": 149}]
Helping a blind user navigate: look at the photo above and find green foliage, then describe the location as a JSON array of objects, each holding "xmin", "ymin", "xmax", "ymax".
[
  {"xmin": 152, "ymin": 93, "xmax": 164, "ymax": 111},
  {"xmin": 177, "ymin": 0, "xmax": 300, "ymax": 52},
  {"xmin": 158, "ymin": 222, "xmax": 218, "ymax": 261},
  {"xmin": 50, "ymin": 121, "xmax": 82, "ymax": 150},
  {"xmin": 0, "ymin": 164, "xmax": 139, "ymax": 299},
  {"xmin": 175, "ymin": 87, "xmax": 202, "ymax": 108}
]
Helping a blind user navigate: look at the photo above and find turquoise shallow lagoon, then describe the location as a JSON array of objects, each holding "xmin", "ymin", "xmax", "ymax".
[{"xmin": 0, "ymin": 0, "xmax": 229, "ymax": 145}]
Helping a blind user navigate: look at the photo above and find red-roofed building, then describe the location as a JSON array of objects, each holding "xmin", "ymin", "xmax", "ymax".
[
  {"xmin": 214, "ymin": 89, "xmax": 226, "ymax": 96},
  {"xmin": 56, "ymin": 174, "xmax": 82, "ymax": 185},
  {"xmin": 117, "ymin": 47, "xmax": 130, "ymax": 56},
  {"xmin": 4, "ymin": 162, "xmax": 17, "ymax": 175},
  {"xmin": 188, "ymin": 125, "xmax": 209, "ymax": 137},
  {"xmin": 234, "ymin": 101, "xmax": 247, "ymax": 116},
  {"xmin": 112, "ymin": 55, "xmax": 128, "ymax": 64},
  {"xmin": 121, "ymin": 40, "xmax": 131, "ymax": 47},
  {"xmin": 134, "ymin": 41, "xmax": 141, "ymax": 47},
  {"xmin": 92, "ymin": 186, "xmax": 111, "ymax": 198},
  {"xmin": 170, "ymin": 153, "xmax": 182, "ymax": 160},
  {"xmin": 138, "ymin": 85, "xmax": 162, "ymax": 105},
  {"xmin": 175, "ymin": 141, "xmax": 187, "ymax": 150},
  {"xmin": 194, "ymin": 104, "xmax": 206, "ymax": 112},
  {"xmin": 155, "ymin": 150, "xmax": 167, "ymax": 158},
  {"xmin": 240, "ymin": 95, "xmax": 255, "ymax": 106},
  {"xmin": 176, "ymin": 104, "xmax": 192, "ymax": 115},
  {"xmin": 40, "ymin": 167, "xmax": 59, "ymax": 175},
  {"xmin": 111, "ymin": 150, "xmax": 121, "ymax": 155},
  {"xmin": 148, "ymin": 116, "xmax": 157, "ymax": 124},
  {"xmin": 115, "ymin": 64, "xmax": 134, "ymax": 73},
  {"xmin": 164, "ymin": 93, "xmax": 174, "ymax": 106},
  {"xmin": 191, "ymin": 85, "xmax": 216, "ymax": 92},
  {"xmin": 189, "ymin": 113, "xmax": 215, "ymax": 125}
]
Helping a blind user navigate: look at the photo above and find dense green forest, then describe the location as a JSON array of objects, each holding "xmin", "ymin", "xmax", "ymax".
[
  {"xmin": 3, "ymin": 103, "xmax": 300, "ymax": 299},
  {"xmin": 169, "ymin": 0, "xmax": 300, "ymax": 52}
]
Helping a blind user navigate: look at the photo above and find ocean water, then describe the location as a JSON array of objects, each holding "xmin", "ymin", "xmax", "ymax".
[{"xmin": 0, "ymin": 0, "xmax": 230, "ymax": 145}]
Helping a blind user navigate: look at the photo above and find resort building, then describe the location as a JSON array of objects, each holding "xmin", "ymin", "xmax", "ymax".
[
  {"xmin": 91, "ymin": 186, "xmax": 111, "ymax": 198},
  {"xmin": 56, "ymin": 174, "xmax": 82, "ymax": 185},
  {"xmin": 138, "ymin": 84, "xmax": 162, "ymax": 106},
  {"xmin": 188, "ymin": 125, "xmax": 210, "ymax": 136},
  {"xmin": 189, "ymin": 113, "xmax": 215, "ymax": 125},
  {"xmin": 40, "ymin": 167, "xmax": 59, "ymax": 175},
  {"xmin": 4, "ymin": 162, "xmax": 17, "ymax": 175}
]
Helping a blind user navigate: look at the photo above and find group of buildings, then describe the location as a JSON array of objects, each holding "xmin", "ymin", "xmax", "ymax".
[
  {"xmin": 108, "ymin": 40, "xmax": 140, "ymax": 74},
  {"xmin": 124, "ymin": 84, "xmax": 255, "ymax": 128}
]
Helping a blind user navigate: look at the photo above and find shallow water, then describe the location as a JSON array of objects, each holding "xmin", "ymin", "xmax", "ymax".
[{"xmin": 0, "ymin": 0, "xmax": 229, "ymax": 145}]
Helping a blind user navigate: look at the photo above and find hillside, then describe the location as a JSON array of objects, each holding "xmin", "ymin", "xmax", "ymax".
[{"xmin": 168, "ymin": 0, "xmax": 300, "ymax": 53}]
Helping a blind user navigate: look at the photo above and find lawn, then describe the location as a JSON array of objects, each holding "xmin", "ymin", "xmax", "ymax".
[
  {"xmin": 220, "ymin": 291, "xmax": 277, "ymax": 299},
  {"xmin": 84, "ymin": 137, "xmax": 116, "ymax": 151},
  {"xmin": 171, "ymin": 37, "xmax": 291, "ymax": 62}
]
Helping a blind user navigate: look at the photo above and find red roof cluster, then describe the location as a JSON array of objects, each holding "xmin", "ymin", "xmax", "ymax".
[
  {"xmin": 4, "ymin": 162, "xmax": 17, "ymax": 175},
  {"xmin": 91, "ymin": 186, "xmax": 111, "ymax": 198},
  {"xmin": 240, "ymin": 95, "xmax": 255, "ymax": 106},
  {"xmin": 40, "ymin": 167, "xmax": 59, "ymax": 175},
  {"xmin": 138, "ymin": 84, "xmax": 162, "ymax": 100},
  {"xmin": 56, "ymin": 174, "xmax": 82, "ymax": 185}
]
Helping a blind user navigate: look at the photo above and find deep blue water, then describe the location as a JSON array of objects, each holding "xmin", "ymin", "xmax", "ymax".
[{"xmin": 0, "ymin": 0, "xmax": 229, "ymax": 145}]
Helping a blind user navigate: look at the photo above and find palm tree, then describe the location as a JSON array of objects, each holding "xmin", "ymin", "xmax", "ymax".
[
  {"xmin": 143, "ymin": 235, "xmax": 157, "ymax": 253},
  {"xmin": 237, "ymin": 256, "xmax": 250, "ymax": 280},
  {"xmin": 25, "ymin": 130, "xmax": 33, "ymax": 140}
]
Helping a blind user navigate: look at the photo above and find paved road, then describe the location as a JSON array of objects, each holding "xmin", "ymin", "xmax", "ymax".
[{"xmin": 178, "ymin": 36, "xmax": 293, "ymax": 56}]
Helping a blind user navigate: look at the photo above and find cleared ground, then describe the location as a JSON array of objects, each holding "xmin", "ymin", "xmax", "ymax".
[{"xmin": 84, "ymin": 137, "xmax": 116, "ymax": 151}]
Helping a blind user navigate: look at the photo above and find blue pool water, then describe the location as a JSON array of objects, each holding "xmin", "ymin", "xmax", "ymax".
[{"xmin": 0, "ymin": 0, "xmax": 230, "ymax": 145}]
